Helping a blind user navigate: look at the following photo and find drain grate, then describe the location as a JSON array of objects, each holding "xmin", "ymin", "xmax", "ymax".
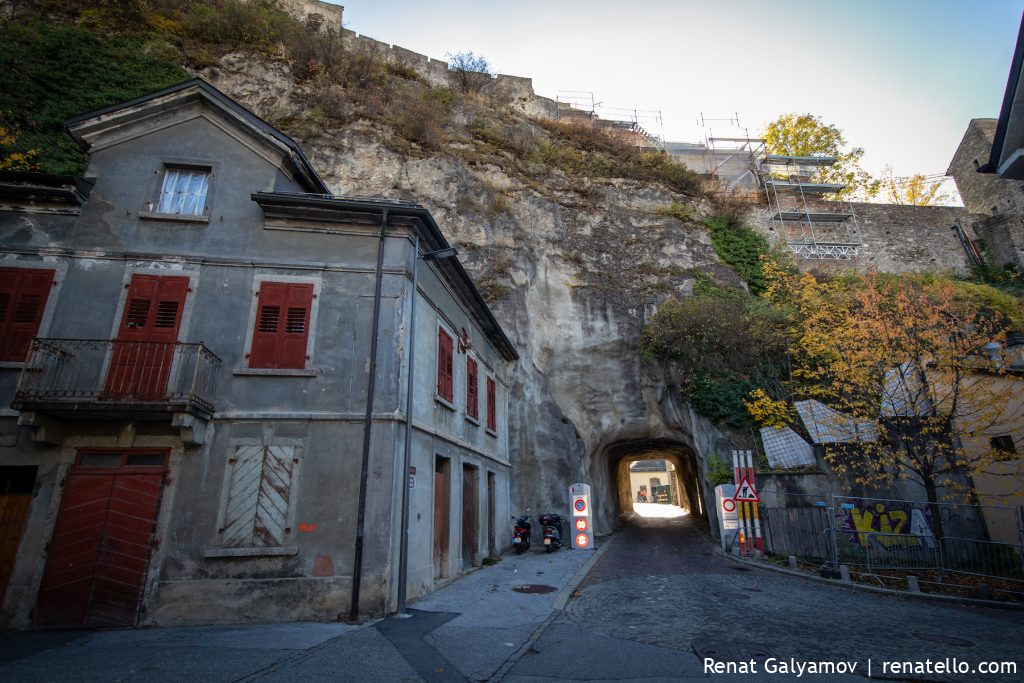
[
  {"xmin": 730, "ymin": 566, "xmax": 752, "ymax": 572},
  {"xmin": 692, "ymin": 640, "xmax": 775, "ymax": 662},
  {"xmin": 912, "ymin": 633, "xmax": 975, "ymax": 647},
  {"xmin": 513, "ymin": 584, "xmax": 557, "ymax": 594},
  {"xmin": 742, "ymin": 587, "xmax": 763, "ymax": 592}
]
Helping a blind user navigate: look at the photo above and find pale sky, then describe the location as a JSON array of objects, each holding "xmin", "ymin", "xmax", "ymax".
[{"xmin": 328, "ymin": 0, "xmax": 1023, "ymax": 182}]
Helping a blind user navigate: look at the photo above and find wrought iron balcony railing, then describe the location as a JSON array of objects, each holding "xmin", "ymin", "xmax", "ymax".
[{"xmin": 13, "ymin": 339, "xmax": 221, "ymax": 419}]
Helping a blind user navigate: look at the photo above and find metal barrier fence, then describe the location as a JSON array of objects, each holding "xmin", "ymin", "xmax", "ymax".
[
  {"xmin": 864, "ymin": 532, "xmax": 1024, "ymax": 596},
  {"xmin": 757, "ymin": 491, "xmax": 1024, "ymax": 591}
]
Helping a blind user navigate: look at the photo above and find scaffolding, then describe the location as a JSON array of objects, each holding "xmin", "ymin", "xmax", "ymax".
[
  {"xmin": 697, "ymin": 113, "xmax": 764, "ymax": 190},
  {"xmin": 759, "ymin": 154, "xmax": 863, "ymax": 260}
]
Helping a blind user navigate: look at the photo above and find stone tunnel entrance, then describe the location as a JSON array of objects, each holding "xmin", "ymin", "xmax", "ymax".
[{"xmin": 598, "ymin": 440, "xmax": 709, "ymax": 530}]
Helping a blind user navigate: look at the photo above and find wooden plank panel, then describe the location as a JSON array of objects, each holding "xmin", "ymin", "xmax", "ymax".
[
  {"xmin": 0, "ymin": 495, "xmax": 32, "ymax": 609},
  {"xmin": 36, "ymin": 474, "xmax": 113, "ymax": 628},
  {"xmin": 222, "ymin": 446, "xmax": 263, "ymax": 548},
  {"xmin": 253, "ymin": 446, "xmax": 293, "ymax": 547},
  {"xmin": 36, "ymin": 468, "xmax": 163, "ymax": 629}
]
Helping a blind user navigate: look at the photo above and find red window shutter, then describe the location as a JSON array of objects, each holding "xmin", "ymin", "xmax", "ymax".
[
  {"xmin": 466, "ymin": 357, "xmax": 478, "ymax": 418},
  {"xmin": 280, "ymin": 283, "xmax": 313, "ymax": 369},
  {"xmin": 250, "ymin": 282, "xmax": 313, "ymax": 369},
  {"xmin": 0, "ymin": 268, "xmax": 55, "ymax": 361},
  {"xmin": 437, "ymin": 328, "xmax": 453, "ymax": 401},
  {"xmin": 486, "ymin": 376, "xmax": 497, "ymax": 432}
]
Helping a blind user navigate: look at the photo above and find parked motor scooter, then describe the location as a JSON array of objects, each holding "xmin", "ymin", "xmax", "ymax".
[
  {"xmin": 512, "ymin": 514, "xmax": 532, "ymax": 554},
  {"xmin": 540, "ymin": 513, "xmax": 563, "ymax": 552}
]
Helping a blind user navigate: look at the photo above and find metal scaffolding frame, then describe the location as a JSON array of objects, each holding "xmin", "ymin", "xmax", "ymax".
[
  {"xmin": 758, "ymin": 154, "xmax": 863, "ymax": 260},
  {"xmin": 698, "ymin": 113, "xmax": 764, "ymax": 190}
]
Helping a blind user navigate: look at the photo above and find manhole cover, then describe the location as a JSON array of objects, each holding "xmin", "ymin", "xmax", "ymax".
[
  {"xmin": 742, "ymin": 587, "xmax": 762, "ymax": 592},
  {"xmin": 692, "ymin": 640, "xmax": 774, "ymax": 662},
  {"xmin": 912, "ymin": 633, "xmax": 975, "ymax": 647},
  {"xmin": 513, "ymin": 584, "xmax": 557, "ymax": 594}
]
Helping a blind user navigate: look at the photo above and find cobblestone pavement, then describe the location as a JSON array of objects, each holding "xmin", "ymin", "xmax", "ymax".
[{"xmin": 506, "ymin": 512, "xmax": 1024, "ymax": 682}]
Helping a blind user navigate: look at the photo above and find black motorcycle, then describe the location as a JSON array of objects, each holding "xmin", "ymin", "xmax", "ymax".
[
  {"xmin": 540, "ymin": 513, "xmax": 563, "ymax": 552},
  {"xmin": 512, "ymin": 514, "xmax": 532, "ymax": 554}
]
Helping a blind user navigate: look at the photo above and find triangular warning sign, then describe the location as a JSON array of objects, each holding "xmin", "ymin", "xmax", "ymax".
[{"xmin": 733, "ymin": 476, "xmax": 760, "ymax": 502}]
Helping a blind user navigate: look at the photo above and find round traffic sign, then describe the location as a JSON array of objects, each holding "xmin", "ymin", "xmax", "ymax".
[
  {"xmin": 575, "ymin": 518, "xmax": 588, "ymax": 531},
  {"xmin": 574, "ymin": 498, "xmax": 587, "ymax": 513},
  {"xmin": 722, "ymin": 498, "xmax": 736, "ymax": 513},
  {"xmin": 575, "ymin": 533, "xmax": 589, "ymax": 547}
]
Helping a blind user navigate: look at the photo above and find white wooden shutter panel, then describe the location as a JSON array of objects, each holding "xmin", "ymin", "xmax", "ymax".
[
  {"xmin": 222, "ymin": 445, "xmax": 295, "ymax": 548},
  {"xmin": 253, "ymin": 445, "xmax": 294, "ymax": 546}
]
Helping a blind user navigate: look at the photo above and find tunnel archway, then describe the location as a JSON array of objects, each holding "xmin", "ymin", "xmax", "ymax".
[{"xmin": 598, "ymin": 439, "xmax": 709, "ymax": 530}]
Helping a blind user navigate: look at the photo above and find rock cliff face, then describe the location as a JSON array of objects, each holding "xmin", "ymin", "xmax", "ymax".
[{"xmin": 199, "ymin": 55, "xmax": 735, "ymax": 533}]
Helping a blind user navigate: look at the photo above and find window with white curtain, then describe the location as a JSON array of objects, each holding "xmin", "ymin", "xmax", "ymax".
[{"xmin": 156, "ymin": 167, "xmax": 210, "ymax": 216}]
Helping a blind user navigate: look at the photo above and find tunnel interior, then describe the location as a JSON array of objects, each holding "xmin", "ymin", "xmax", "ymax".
[{"xmin": 603, "ymin": 439, "xmax": 709, "ymax": 528}]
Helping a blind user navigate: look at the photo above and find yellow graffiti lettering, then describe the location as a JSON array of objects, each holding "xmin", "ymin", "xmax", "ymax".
[{"xmin": 850, "ymin": 507, "xmax": 875, "ymax": 547}]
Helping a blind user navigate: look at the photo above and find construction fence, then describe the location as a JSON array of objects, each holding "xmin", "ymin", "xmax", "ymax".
[{"xmin": 756, "ymin": 490, "xmax": 1024, "ymax": 599}]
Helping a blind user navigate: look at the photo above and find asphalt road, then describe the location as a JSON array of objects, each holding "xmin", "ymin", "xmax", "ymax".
[
  {"xmin": 504, "ymin": 511, "xmax": 1024, "ymax": 682},
  {"xmin": 2, "ymin": 510, "xmax": 1023, "ymax": 682}
]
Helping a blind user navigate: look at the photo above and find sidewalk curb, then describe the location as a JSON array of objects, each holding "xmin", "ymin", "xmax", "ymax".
[
  {"xmin": 491, "ymin": 535, "xmax": 616, "ymax": 682},
  {"xmin": 552, "ymin": 536, "xmax": 616, "ymax": 611},
  {"xmin": 722, "ymin": 551, "xmax": 1024, "ymax": 611}
]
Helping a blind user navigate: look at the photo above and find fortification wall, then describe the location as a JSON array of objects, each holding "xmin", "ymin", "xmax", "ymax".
[
  {"xmin": 852, "ymin": 202, "xmax": 970, "ymax": 274},
  {"xmin": 752, "ymin": 201, "xmax": 971, "ymax": 275},
  {"xmin": 338, "ymin": 28, "xmax": 557, "ymax": 118},
  {"xmin": 281, "ymin": 0, "xmax": 344, "ymax": 28},
  {"xmin": 948, "ymin": 119, "xmax": 1024, "ymax": 270}
]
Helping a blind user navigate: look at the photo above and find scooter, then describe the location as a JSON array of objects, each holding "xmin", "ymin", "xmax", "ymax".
[
  {"xmin": 540, "ymin": 513, "xmax": 563, "ymax": 552},
  {"xmin": 512, "ymin": 514, "xmax": 532, "ymax": 554}
]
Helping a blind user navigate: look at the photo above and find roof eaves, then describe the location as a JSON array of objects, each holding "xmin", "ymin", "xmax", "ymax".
[
  {"xmin": 64, "ymin": 78, "xmax": 329, "ymax": 194},
  {"xmin": 251, "ymin": 192, "xmax": 519, "ymax": 362},
  {"xmin": 986, "ymin": 13, "xmax": 1024, "ymax": 174}
]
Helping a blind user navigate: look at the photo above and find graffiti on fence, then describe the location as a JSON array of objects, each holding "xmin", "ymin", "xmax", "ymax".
[{"xmin": 839, "ymin": 501, "xmax": 936, "ymax": 549}]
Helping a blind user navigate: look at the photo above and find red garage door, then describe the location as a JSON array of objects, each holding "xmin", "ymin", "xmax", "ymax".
[{"xmin": 35, "ymin": 450, "xmax": 168, "ymax": 629}]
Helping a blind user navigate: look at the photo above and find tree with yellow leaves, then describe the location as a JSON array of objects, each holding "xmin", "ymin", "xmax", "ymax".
[
  {"xmin": 761, "ymin": 261, "xmax": 1023, "ymax": 538},
  {"xmin": 763, "ymin": 113, "xmax": 880, "ymax": 201},
  {"xmin": 0, "ymin": 113, "xmax": 38, "ymax": 172},
  {"xmin": 880, "ymin": 167, "xmax": 954, "ymax": 206}
]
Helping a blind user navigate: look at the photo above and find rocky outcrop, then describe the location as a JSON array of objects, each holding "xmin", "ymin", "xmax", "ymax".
[{"xmin": 199, "ymin": 55, "xmax": 734, "ymax": 533}]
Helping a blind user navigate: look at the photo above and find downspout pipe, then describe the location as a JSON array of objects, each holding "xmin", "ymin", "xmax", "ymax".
[
  {"xmin": 351, "ymin": 207, "xmax": 388, "ymax": 621},
  {"xmin": 396, "ymin": 234, "xmax": 419, "ymax": 617}
]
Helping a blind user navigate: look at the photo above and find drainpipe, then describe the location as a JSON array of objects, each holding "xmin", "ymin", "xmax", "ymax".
[
  {"xmin": 396, "ymin": 234, "xmax": 419, "ymax": 617},
  {"xmin": 351, "ymin": 207, "xmax": 389, "ymax": 621}
]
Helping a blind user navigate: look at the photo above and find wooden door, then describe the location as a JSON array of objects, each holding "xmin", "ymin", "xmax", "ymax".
[
  {"xmin": 104, "ymin": 275, "xmax": 188, "ymax": 400},
  {"xmin": 461, "ymin": 465, "xmax": 479, "ymax": 569},
  {"xmin": 433, "ymin": 459, "xmax": 450, "ymax": 580},
  {"xmin": 0, "ymin": 467, "xmax": 37, "ymax": 610},
  {"xmin": 36, "ymin": 451, "xmax": 166, "ymax": 628}
]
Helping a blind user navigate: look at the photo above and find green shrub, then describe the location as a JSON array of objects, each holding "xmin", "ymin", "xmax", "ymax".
[
  {"xmin": 183, "ymin": 0, "xmax": 300, "ymax": 55},
  {"xmin": 704, "ymin": 454, "xmax": 734, "ymax": 487},
  {"xmin": 704, "ymin": 216, "xmax": 772, "ymax": 293},
  {"xmin": 653, "ymin": 201, "xmax": 694, "ymax": 222},
  {"xmin": 0, "ymin": 19, "xmax": 187, "ymax": 174}
]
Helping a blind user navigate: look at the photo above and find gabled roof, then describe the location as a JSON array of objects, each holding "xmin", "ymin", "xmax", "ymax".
[
  {"xmin": 986, "ymin": 13, "xmax": 1024, "ymax": 178},
  {"xmin": 65, "ymin": 78, "xmax": 329, "ymax": 194}
]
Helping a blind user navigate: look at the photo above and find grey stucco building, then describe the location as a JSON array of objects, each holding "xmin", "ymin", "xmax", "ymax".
[{"xmin": 0, "ymin": 79, "xmax": 517, "ymax": 628}]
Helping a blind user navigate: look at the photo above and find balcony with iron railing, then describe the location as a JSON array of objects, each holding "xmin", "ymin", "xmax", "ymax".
[{"xmin": 12, "ymin": 339, "xmax": 221, "ymax": 420}]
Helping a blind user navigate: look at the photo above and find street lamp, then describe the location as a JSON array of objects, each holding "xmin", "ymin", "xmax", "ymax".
[{"xmin": 396, "ymin": 237, "xmax": 458, "ymax": 618}]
